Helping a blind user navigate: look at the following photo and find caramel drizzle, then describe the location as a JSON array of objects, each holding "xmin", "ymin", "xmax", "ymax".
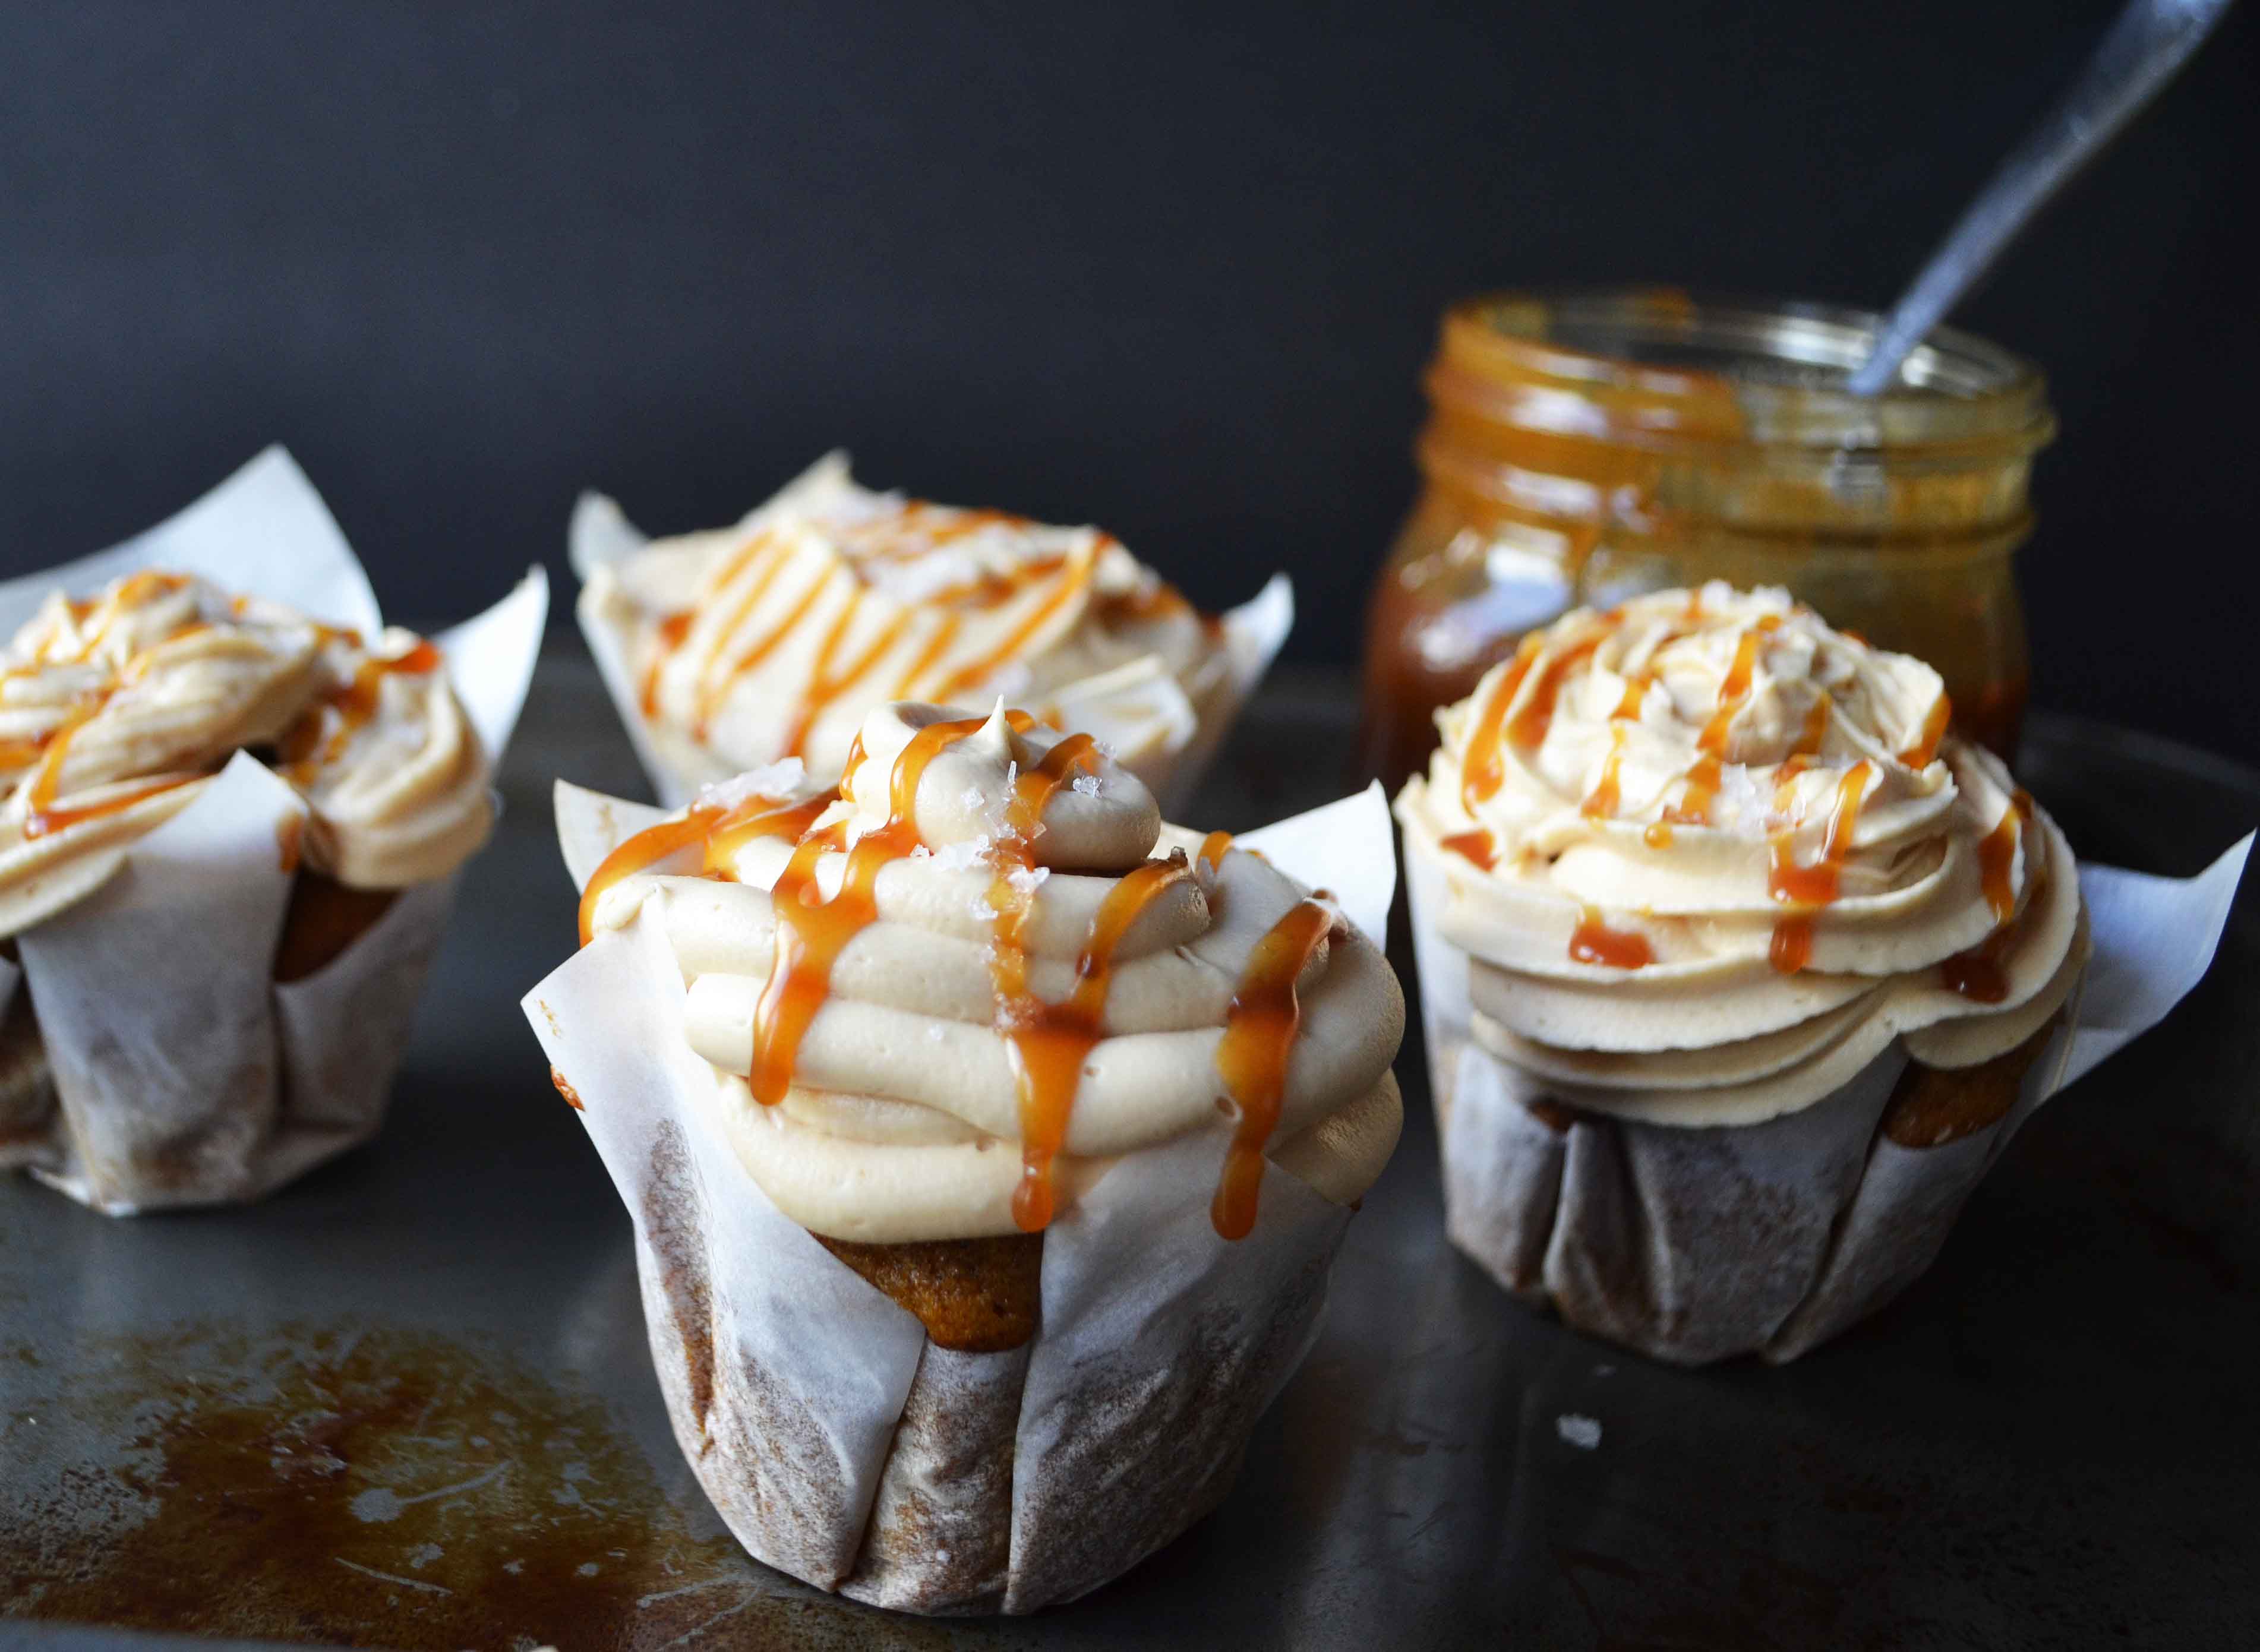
[
  {"xmin": 778, "ymin": 590, "xmax": 915, "ymax": 760},
  {"xmin": 1570, "ymin": 905, "xmax": 1653, "ymax": 969},
  {"xmin": 577, "ymin": 804, "xmax": 726, "ymax": 947},
  {"xmin": 1938, "ymin": 789, "xmax": 2033, "ymax": 1003},
  {"xmin": 279, "ymin": 639, "xmax": 445, "ymax": 784},
  {"xmin": 981, "ymin": 732, "xmax": 1106, "ymax": 1230},
  {"xmin": 637, "ymin": 612, "xmax": 693, "ymax": 718},
  {"xmin": 995, "ymin": 844, "xmax": 1187, "ymax": 1234},
  {"xmin": 1765, "ymin": 760, "xmax": 1872, "ymax": 974},
  {"xmin": 696, "ymin": 565, "xmax": 828, "ymax": 735},
  {"xmin": 1899, "ymin": 694, "xmax": 1954, "ymax": 769},
  {"xmin": 889, "ymin": 616, "xmax": 963, "ymax": 699},
  {"xmin": 928, "ymin": 544, "xmax": 1101, "ymax": 702},
  {"xmin": 1212, "ymin": 898, "xmax": 1337, "ymax": 1240},
  {"xmin": 1460, "ymin": 636, "xmax": 1542, "ymax": 808},
  {"xmin": 748, "ymin": 716, "xmax": 989, "ymax": 1105},
  {"xmin": 1440, "ymin": 829, "xmax": 1497, "ymax": 871},
  {"xmin": 1198, "ymin": 830, "xmax": 1234, "ymax": 873},
  {"xmin": 1580, "ymin": 724, "xmax": 1630, "ymax": 820}
]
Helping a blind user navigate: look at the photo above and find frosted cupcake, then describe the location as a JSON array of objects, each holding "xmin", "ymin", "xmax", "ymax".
[
  {"xmin": 1396, "ymin": 584, "xmax": 2089, "ymax": 1363},
  {"xmin": 0, "ymin": 450, "xmax": 544, "ymax": 1213},
  {"xmin": 528, "ymin": 702, "xmax": 1400, "ymax": 1612},
  {"xmin": 570, "ymin": 453, "xmax": 1290, "ymax": 808}
]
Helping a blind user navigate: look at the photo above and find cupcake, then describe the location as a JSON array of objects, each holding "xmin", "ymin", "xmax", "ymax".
[
  {"xmin": 570, "ymin": 453, "xmax": 1291, "ymax": 810},
  {"xmin": 526, "ymin": 702, "xmax": 1401, "ymax": 1612},
  {"xmin": 0, "ymin": 448, "xmax": 545, "ymax": 1213},
  {"xmin": 1395, "ymin": 583, "xmax": 2098, "ymax": 1363}
]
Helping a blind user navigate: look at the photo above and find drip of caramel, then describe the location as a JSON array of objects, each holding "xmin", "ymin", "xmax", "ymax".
[
  {"xmin": 1939, "ymin": 790, "xmax": 2034, "ymax": 1003},
  {"xmin": 1198, "ymin": 830, "xmax": 1235, "ymax": 873},
  {"xmin": 695, "ymin": 573, "xmax": 828, "ymax": 736},
  {"xmin": 981, "ymin": 732, "xmax": 1104, "ymax": 1231},
  {"xmin": 280, "ymin": 638, "xmax": 446, "ymax": 783},
  {"xmin": 928, "ymin": 547, "xmax": 1100, "ymax": 701},
  {"xmin": 1899, "ymin": 694, "xmax": 1954, "ymax": 769},
  {"xmin": 1440, "ymin": 829, "xmax": 1497, "ymax": 871},
  {"xmin": 1570, "ymin": 905, "xmax": 1653, "ymax": 969},
  {"xmin": 576, "ymin": 805, "xmax": 725, "ymax": 946},
  {"xmin": 1581, "ymin": 724, "xmax": 1629, "ymax": 820},
  {"xmin": 699, "ymin": 794, "xmax": 831, "ymax": 874},
  {"xmin": 779, "ymin": 593, "xmax": 915, "ymax": 760},
  {"xmin": 748, "ymin": 716, "xmax": 987, "ymax": 1105},
  {"xmin": 637, "ymin": 612, "xmax": 693, "ymax": 718},
  {"xmin": 1211, "ymin": 898, "xmax": 1337, "ymax": 1240},
  {"xmin": 1507, "ymin": 638, "xmax": 1601, "ymax": 750},
  {"xmin": 1460, "ymin": 636, "xmax": 1542, "ymax": 808},
  {"xmin": 1764, "ymin": 762, "xmax": 1873, "ymax": 974},
  {"xmin": 995, "ymin": 851, "xmax": 1188, "ymax": 1234}
]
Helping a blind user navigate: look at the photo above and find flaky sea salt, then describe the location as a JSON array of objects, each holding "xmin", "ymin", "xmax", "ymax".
[
  {"xmin": 1071, "ymin": 773, "xmax": 1102, "ymax": 797},
  {"xmin": 1555, "ymin": 1414, "xmax": 1602, "ymax": 1450},
  {"xmin": 930, "ymin": 835, "xmax": 990, "ymax": 872},
  {"xmin": 696, "ymin": 759, "xmax": 809, "ymax": 811},
  {"xmin": 1006, "ymin": 864, "xmax": 1049, "ymax": 895}
]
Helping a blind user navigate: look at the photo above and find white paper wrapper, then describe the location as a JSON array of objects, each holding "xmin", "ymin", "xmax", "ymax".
[
  {"xmin": 1403, "ymin": 827, "xmax": 2253, "ymax": 1364},
  {"xmin": 523, "ymin": 784, "xmax": 1395, "ymax": 1613},
  {"xmin": 567, "ymin": 492, "xmax": 1293, "ymax": 814},
  {"xmin": 0, "ymin": 448, "xmax": 548, "ymax": 1214}
]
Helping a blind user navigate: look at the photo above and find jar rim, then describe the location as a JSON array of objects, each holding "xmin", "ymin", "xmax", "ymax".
[{"xmin": 1438, "ymin": 288, "xmax": 2056, "ymax": 456}]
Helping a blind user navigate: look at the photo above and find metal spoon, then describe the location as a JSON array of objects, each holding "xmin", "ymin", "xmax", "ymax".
[{"xmin": 1846, "ymin": 0, "xmax": 2235, "ymax": 396}]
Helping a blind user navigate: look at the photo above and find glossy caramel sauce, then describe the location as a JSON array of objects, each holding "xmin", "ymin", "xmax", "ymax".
[
  {"xmin": 1570, "ymin": 905, "xmax": 1653, "ymax": 969},
  {"xmin": 1212, "ymin": 898, "xmax": 1337, "ymax": 1240},
  {"xmin": 576, "ymin": 805, "xmax": 725, "ymax": 946},
  {"xmin": 637, "ymin": 611, "xmax": 693, "ymax": 716},
  {"xmin": 279, "ymin": 637, "xmax": 445, "ymax": 784},
  {"xmin": 1938, "ymin": 789, "xmax": 2034, "ymax": 1003},
  {"xmin": 1459, "ymin": 636, "xmax": 1542, "ymax": 808},
  {"xmin": 1198, "ymin": 830, "xmax": 1235, "ymax": 873},
  {"xmin": 1899, "ymin": 693, "xmax": 1954, "ymax": 769},
  {"xmin": 928, "ymin": 544, "xmax": 1100, "ymax": 702},
  {"xmin": 778, "ymin": 592, "xmax": 914, "ymax": 760},
  {"xmin": 1765, "ymin": 761, "xmax": 1873, "ymax": 974},
  {"xmin": 1581, "ymin": 724, "xmax": 1630, "ymax": 820},
  {"xmin": 1440, "ymin": 829, "xmax": 1497, "ymax": 871}
]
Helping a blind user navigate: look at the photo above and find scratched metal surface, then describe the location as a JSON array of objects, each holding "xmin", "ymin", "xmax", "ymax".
[{"xmin": 5, "ymin": 646, "xmax": 2259, "ymax": 1650}]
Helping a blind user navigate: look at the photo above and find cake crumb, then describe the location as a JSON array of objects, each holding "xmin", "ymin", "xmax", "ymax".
[{"xmin": 1556, "ymin": 1413, "xmax": 1602, "ymax": 1449}]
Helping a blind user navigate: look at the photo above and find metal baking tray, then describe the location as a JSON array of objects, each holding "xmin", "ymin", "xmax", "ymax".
[{"xmin": 6, "ymin": 649, "xmax": 2257, "ymax": 1648}]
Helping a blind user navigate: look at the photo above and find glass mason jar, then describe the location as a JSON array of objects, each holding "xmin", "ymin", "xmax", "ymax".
[{"xmin": 1359, "ymin": 289, "xmax": 2057, "ymax": 790}]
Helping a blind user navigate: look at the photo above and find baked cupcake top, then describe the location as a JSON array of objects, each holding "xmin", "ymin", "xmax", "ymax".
[
  {"xmin": 576, "ymin": 700, "xmax": 1403, "ymax": 1243},
  {"xmin": 0, "ymin": 568, "xmax": 493, "ymax": 938},
  {"xmin": 1395, "ymin": 583, "xmax": 2087, "ymax": 1125},
  {"xmin": 579, "ymin": 454, "xmax": 1233, "ymax": 789}
]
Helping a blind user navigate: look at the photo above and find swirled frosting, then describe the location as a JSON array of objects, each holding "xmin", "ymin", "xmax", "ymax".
[
  {"xmin": 580, "ymin": 700, "xmax": 1404, "ymax": 1242},
  {"xmin": 1396, "ymin": 583, "xmax": 2087, "ymax": 1126},
  {"xmin": 0, "ymin": 569, "xmax": 493, "ymax": 939},
  {"xmin": 579, "ymin": 454, "xmax": 1234, "ymax": 789}
]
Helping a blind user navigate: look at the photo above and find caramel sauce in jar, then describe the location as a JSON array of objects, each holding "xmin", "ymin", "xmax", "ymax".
[{"xmin": 1360, "ymin": 290, "xmax": 2053, "ymax": 791}]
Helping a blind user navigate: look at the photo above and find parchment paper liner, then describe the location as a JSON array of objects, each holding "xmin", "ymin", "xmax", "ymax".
[
  {"xmin": 524, "ymin": 785, "xmax": 1395, "ymax": 1614},
  {"xmin": 1402, "ymin": 823, "xmax": 2252, "ymax": 1365},
  {"xmin": 0, "ymin": 448, "xmax": 547, "ymax": 1214},
  {"xmin": 567, "ymin": 489, "xmax": 1293, "ymax": 815}
]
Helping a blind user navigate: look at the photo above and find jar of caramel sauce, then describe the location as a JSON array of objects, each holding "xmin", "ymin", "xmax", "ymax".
[{"xmin": 1360, "ymin": 289, "xmax": 2057, "ymax": 790}]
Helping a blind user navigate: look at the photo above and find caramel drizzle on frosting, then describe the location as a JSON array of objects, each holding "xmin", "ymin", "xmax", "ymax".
[
  {"xmin": 640, "ymin": 506, "xmax": 1115, "ymax": 753},
  {"xmin": 6, "ymin": 571, "xmax": 438, "ymax": 840},
  {"xmin": 1937, "ymin": 789, "xmax": 2033, "ymax": 1003},
  {"xmin": 576, "ymin": 709, "xmax": 1339, "ymax": 1241},
  {"xmin": 1766, "ymin": 760, "xmax": 1873, "ymax": 975},
  {"xmin": 1213, "ymin": 897, "xmax": 1337, "ymax": 1240}
]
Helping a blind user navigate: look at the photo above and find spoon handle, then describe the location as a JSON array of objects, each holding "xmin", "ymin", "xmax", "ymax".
[{"xmin": 1847, "ymin": 0, "xmax": 2235, "ymax": 397}]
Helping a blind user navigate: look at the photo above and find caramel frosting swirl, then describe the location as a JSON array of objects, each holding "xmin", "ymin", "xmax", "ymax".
[
  {"xmin": 579, "ymin": 454, "xmax": 1231, "ymax": 788},
  {"xmin": 1396, "ymin": 584, "xmax": 2087, "ymax": 1126},
  {"xmin": 0, "ymin": 570, "xmax": 493, "ymax": 939},
  {"xmin": 581, "ymin": 700, "xmax": 1404, "ymax": 1242}
]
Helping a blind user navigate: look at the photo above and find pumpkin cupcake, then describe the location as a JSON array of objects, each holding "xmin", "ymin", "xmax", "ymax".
[
  {"xmin": 571, "ymin": 453, "xmax": 1289, "ymax": 808},
  {"xmin": 528, "ymin": 700, "xmax": 1401, "ymax": 1611},
  {"xmin": 1396, "ymin": 583, "xmax": 2088, "ymax": 1362},
  {"xmin": 0, "ymin": 449, "xmax": 544, "ymax": 1212}
]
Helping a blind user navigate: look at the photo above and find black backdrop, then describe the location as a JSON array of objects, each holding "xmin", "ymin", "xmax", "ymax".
[{"xmin": 4, "ymin": 2, "xmax": 2255, "ymax": 757}]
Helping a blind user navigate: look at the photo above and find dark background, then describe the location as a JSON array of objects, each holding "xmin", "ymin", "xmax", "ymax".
[{"xmin": 3, "ymin": 2, "xmax": 2254, "ymax": 759}]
